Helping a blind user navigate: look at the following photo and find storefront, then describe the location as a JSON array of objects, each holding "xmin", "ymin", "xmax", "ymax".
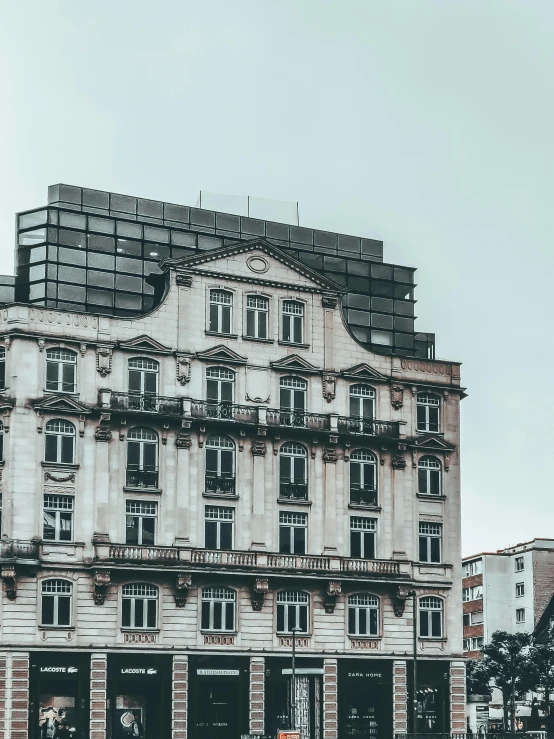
[
  {"xmin": 188, "ymin": 655, "xmax": 249, "ymax": 739},
  {"xmin": 29, "ymin": 651, "xmax": 91, "ymax": 739},
  {"xmin": 107, "ymin": 653, "xmax": 172, "ymax": 739},
  {"xmin": 265, "ymin": 657, "xmax": 323, "ymax": 739},
  {"xmin": 337, "ymin": 659, "xmax": 392, "ymax": 739},
  {"xmin": 408, "ymin": 660, "xmax": 450, "ymax": 734}
]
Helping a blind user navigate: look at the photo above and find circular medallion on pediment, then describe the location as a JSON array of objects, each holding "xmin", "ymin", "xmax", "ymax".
[{"xmin": 246, "ymin": 255, "xmax": 269, "ymax": 273}]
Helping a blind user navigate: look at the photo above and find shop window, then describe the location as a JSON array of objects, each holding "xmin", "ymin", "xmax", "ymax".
[
  {"xmin": 41, "ymin": 579, "xmax": 72, "ymax": 626},
  {"xmin": 279, "ymin": 511, "xmax": 307, "ymax": 554},
  {"xmin": 205, "ymin": 506, "xmax": 234, "ymax": 550},
  {"xmin": 419, "ymin": 596, "xmax": 443, "ymax": 638},
  {"xmin": 46, "ymin": 348, "xmax": 77, "ymax": 393},
  {"xmin": 350, "ymin": 450, "xmax": 377, "ymax": 506},
  {"xmin": 206, "ymin": 366, "xmax": 235, "ymax": 407},
  {"xmin": 279, "ymin": 376, "xmax": 307, "ymax": 426},
  {"xmin": 128, "ymin": 358, "xmax": 159, "ymax": 410},
  {"xmin": 122, "ymin": 583, "xmax": 158, "ymax": 629},
  {"xmin": 126, "ymin": 428, "xmax": 158, "ymax": 488},
  {"xmin": 418, "ymin": 456, "xmax": 442, "ymax": 496},
  {"xmin": 416, "ymin": 393, "xmax": 440, "ymax": 432},
  {"xmin": 276, "ymin": 590, "xmax": 309, "ymax": 634},
  {"xmin": 209, "ymin": 289, "xmax": 233, "ymax": 334},
  {"xmin": 44, "ymin": 419, "xmax": 76, "ymax": 464},
  {"xmin": 0, "ymin": 346, "xmax": 5, "ymax": 390},
  {"xmin": 349, "ymin": 384, "xmax": 375, "ymax": 427},
  {"xmin": 205, "ymin": 435, "xmax": 236, "ymax": 495},
  {"xmin": 201, "ymin": 586, "xmax": 236, "ymax": 631},
  {"xmin": 281, "ymin": 300, "xmax": 304, "ymax": 344},
  {"xmin": 350, "ymin": 517, "xmax": 376, "ymax": 559},
  {"xmin": 279, "ymin": 442, "xmax": 308, "ymax": 500},
  {"xmin": 43, "ymin": 494, "xmax": 74, "ymax": 542},
  {"xmin": 125, "ymin": 500, "xmax": 157, "ymax": 545},
  {"xmin": 245, "ymin": 295, "xmax": 269, "ymax": 339},
  {"xmin": 348, "ymin": 594, "xmax": 379, "ymax": 636},
  {"xmin": 419, "ymin": 522, "xmax": 442, "ymax": 563}
]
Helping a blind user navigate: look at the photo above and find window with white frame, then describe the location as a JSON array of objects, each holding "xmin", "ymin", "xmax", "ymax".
[
  {"xmin": 46, "ymin": 348, "xmax": 77, "ymax": 394},
  {"xmin": 463, "ymin": 586, "xmax": 483, "ymax": 603},
  {"xmin": 350, "ymin": 450, "xmax": 377, "ymax": 506},
  {"xmin": 276, "ymin": 590, "xmax": 309, "ymax": 633},
  {"xmin": 516, "ymin": 582, "xmax": 525, "ymax": 597},
  {"xmin": 279, "ymin": 511, "xmax": 307, "ymax": 554},
  {"xmin": 205, "ymin": 435, "xmax": 236, "ymax": 495},
  {"xmin": 44, "ymin": 419, "xmax": 76, "ymax": 464},
  {"xmin": 419, "ymin": 596, "xmax": 443, "ymax": 638},
  {"xmin": 205, "ymin": 506, "xmax": 234, "ymax": 550},
  {"xmin": 201, "ymin": 586, "xmax": 236, "ymax": 631},
  {"xmin": 43, "ymin": 495, "xmax": 74, "ymax": 542},
  {"xmin": 121, "ymin": 583, "xmax": 158, "ymax": 629},
  {"xmin": 279, "ymin": 442, "xmax": 308, "ymax": 500},
  {"xmin": 279, "ymin": 376, "xmax": 307, "ymax": 426},
  {"xmin": 350, "ymin": 517, "xmax": 376, "ymax": 559},
  {"xmin": 463, "ymin": 638, "xmax": 470, "ymax": 651},
  {"xmin": 349, "ymin": 385, "xmax": 375, "ymax": 424},
  {"xmin": 128, "ymin": 358, "xmax": 159, "ymax": 411},
  {"xmin": 209, "ymin": 290, "xmax": 233, "ymax": 334},
  {"xmin": 516, "ymin": 608, "xmax": 526, "ymax": 623},
  {"xmin": 418, "ymin": 456, "xmax": 442, "ymax": 496},
  {"xmin": 471, "ymin": 637, "xmax": 484, "ymax": 650},
  {"xmin": 0, "ymin": 346, "xmax": 5, "ymax": 391},
  {"xmin": 515, "ymin": 556, "xmax": 524, "ymax": 572},
  {"xmin": 463, "ymin": 559, "xmax": 482, "ymax": 577},
  {"xmin": 419, "ymin": 522, "xmax": 442, "ymax": 563},
  {"xmin": 245, "ymin": 295, "xmax": 269, "ymax": 339},
  {"xmin": 41, "ymin": 579, "xmax": 72, "ymax": 626},
  {"xmin": 125, "ymin": 500, "xmax": 157, "ymax": 545},
  {"xmin": 348, "ymin": 594, "xmax": 379, "ymax": 637},
  {"xmin": 416, "ymin": 393, "xmax": 440, "ymax": 432},
  {"xmin": 126, "ymin": 427, "xmax": 158, "ymax": 488},
  {"xmin": 206, "ymin": 366, "xmax": 235, "ymax": 405},
  {"xmin": 471, "ymin": 611, "xmax": 484, "ymax": 625},
  {"xmin": 282, "ymin": 301, "xmax": 304, "ymax": 344}
]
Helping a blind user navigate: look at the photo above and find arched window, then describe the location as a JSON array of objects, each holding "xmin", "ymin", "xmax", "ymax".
[
  {"xmin": 45, "ymin": 419, "xmax": 75, "ymax": 464},
  {"xmin": 0, "ymin": 346, "xmax": 5, "ymax": 391},
  {"xmin": 348, "ymin": 594, "xmax": 379, "ymax": 636},
  {"xmin": 122, "ymin": 583, "xmax": 158, "ymax": 629},
  {"xmin": 205, "ymin": 435, "xmax": 235, "ymax": 495},
  {"xmin": 279, "ymin": 376, "xmax": 307, "ymax": 426},
  {"xmin": 350, "ymin": 450, "xmax": 377, "ymax": 506},
  {"xmin": 246, "ymin": 295, "xmax": 269, "ymax": 339},
  {"xmin": 417, "ymin": 393, "xmax": 440, "ymax": 433},
  {"xmin": 279, "ymin": 442, "xmax": 308, "ymax": 500},
  {"xmin": 201, "ymin": 586, "xmax": 236, "ymax": 632},
  {"xmin": 282, "ymin": 300, "xmax": 304, "ymax": 344},
  {"xmin": 41, "ymin": 579, "xmax": 72, "ymax": 626},
  {"xmin": 128, "ymin": 358, "xmax": 159, "ymax": 411},
  {"xmin": 276, "ymin": 590, "xmax": 309, "ymax": 634},
  {"xmin": 418, "ymin": 456, "xmax": 442, "ymax": 496},
  {"xmin": 349, "ymin": 385, "xmax": 375, "ymax": 429},
  {"xmin": 419, "ymin": 596, "xmax": 443, "ymax": 638},
  {"xmin": 126, "ymin": 428, "xmax": 158, "ymax": 488},
  {"xmin": 46, "ymin": 348, "xmax": 77, "ymax": 393},
  {"xmin": 206, "ymin": 367, "xmax": 235, "ymax": 418},
  {"xmin": 209, "ymin": 289, "xmax": 233, "ymax": 334}
]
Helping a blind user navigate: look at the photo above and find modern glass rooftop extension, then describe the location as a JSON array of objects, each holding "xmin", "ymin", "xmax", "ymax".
[{"xmin": 11, "ymin": 184, "xmax": 435, "ymax": 359}]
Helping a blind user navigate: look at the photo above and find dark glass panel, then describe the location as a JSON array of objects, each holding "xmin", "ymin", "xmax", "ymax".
[
  {"xmin": 205, "ymin": 520, "xmax": 217, "ymax": 549},
  {"xmin": 83, "ymin": 189, "xmax": 109, "ymax": 209},
  {"xmin": 220, "ymin": 521, "xmax": 232, "ymax": 550},
  {"xmin": 144, "ymin": 226, "xmax": 169, "ymax": 243},
  {"xmin": 201, "ymin": 601, "xmax": 210, "ymax": 629},
  {"xmin": 338, "ymin": 235, "xmax": 360, "ymax": 254},
  {"xmin": 88, "ymin": 234, "xmax": 115, "ymax": 253},
  {"xmin": 348, "ymin": 310, "xmax": 371, "ymax": 327},
  {"xmin": 371, "ymin": 280, "xmax": 394, "ymax": 298},
  {"xmin": 394, "ymin": 284, "xmax": 414, "ymax": 300},
  {"xmin": 277, "ymin": 605, "xmax": 285, "ymax": 632},
  {"xmin": 116, "ymin": 274, "xmax": 142, "ymax": 292},
  {"xmin": 59, "ymin": 229, "xmax": 86, "ymax": 248},
  {"xmin": 293, "ymin": 526, "xmax": 305, "ymax": 554},
  {"xmin": 190, "ymin": 208, "xmax": 215, "ymax": 227},
  {"xmin": 216, "ymin": 213, "xmax": 240, "ymax": 231},
  {"xmin": 347, "ymin": 260, "xmax": 370, "ymax": 276},
  {"xmin": 42, "ymin": 595, "xmax": 55, "ymax": 625},
  {"xmin": 61, "ymin": 436, "xmax": 74, "ymax": 464},
  {"xmin": 350, "ymin": 327, "xmax": 370, "ymax": 343},
  {"xmin": 394, "ymin": 267, "xmax": 414, "ymax": 283},
  {"xmin": 346, "ymin": 293, "xmax": 370, "ymax": 309},
  {"xmin": 87, "ymin": 289, "xmax": 114, "ymax": 307},
  {"xmin": 348, "ymin": 276, "xmax": 369, "ymax": 292},
  {"xmin": 371, "ymin": 297, "xmax": 393, "ymax": 313},
  {"xmin": 87, "ymin": 271, "xmax": 115, "ymax": 289},
  {"xmin": 371, "ymin": 313, "xmax": 393, "ymax": 330},
  {"xmin": 88, "ymin": 252, "xmax": 115, "ymax": 271},
  {"xmin": 116, "ymin": 239, "xmax": 142, "ymax": 257},
  {"xmin": 111, "ymin": 194, "xmax": 136, "ymax": 214},
  {"xmin": 164, "ymin": 203, "xmax": 189, "ymax": 223},
  {"xmin": 170, "ymin": 230, "xmax": 196, "ymax": 247},
  {"xmin": 138, "ymin": 198, "xmax": 163, "ymax": 218},
  {"xmin": 348, "ymin": 607, "xmax": 356, "ymax": 634},
  {"xmin": 89, "ymin": 216, "xmax": 115, "ymax": 234},
  {"xmin": 290, "ymin": 226, "xmax": 313, "ymax": 245},
  {"xmin": 144, "ymin": 244, "xmax": 169, "ymax": 260},
  {"xmin": 59, "ymin": 247, "xmax": 86, "ymax": 266},
  {"xmin": 394, "ymin": 301, "xmax": 415, "ymax": 317},
  {"xmin": 371, "ymin": 264, "xmax": 393, "ymax": 280},
  {"xmin": 126, "ymin": 516, "xmax": 139, "ymax": 544},
  {"xmin": 147, "ymin": 599, "xmax": 157, "ymax": 628},
  {"xmin": 324, "ymin": 257, "xmax": 346, "ymax": 272},
  {"xmin": 361, "ymin": 238, "xmax": 383, "ymax": 257},
  {"xmin": 58, "ymin": 266, "xmax": 86, "ymax": 284},
  {"xmin": 198, "ymin": 235, "xmax": 223, "ymax": 251},
  {"xmin": 122, "ymin": 598, "xmax": 131, "ymax": 627},
  {"xmin": 314, "ymin": 230, "xmax": 337, "ymax": 248},
  {"xmin": 419, "ymin": 536, "xmax": 427, "ymax": 562},
  {"xmin": 240, "ymin": 217, "xmax": 264, "ymax": 235},
  {"xmin": 117, "ymin": 256, "xmax": 142, "ymax": 274},
  {"xmin": 394, "ymin": 333, "xmax": 415, "ymax": 350},
  {"xmin": 58, "ymin": 284, "xmax": 86, "ymax": 303},
  {"xmin": 296, "ymin": 252, "xmax": 323, "ymax": 270},
  {"xmin": 59, "ymin": 212, "xmax": 86, "ymax": 230}
]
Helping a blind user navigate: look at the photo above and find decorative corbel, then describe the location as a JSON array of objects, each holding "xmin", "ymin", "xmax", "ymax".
[
  {"xmin": 323, "ymin": 446, "xmax": 338, "ymax": 464},
  {"xmin": 176, "ymin": 355, "xmax": 192, "ymax": 385},
  {"xmin": 94, "ymin": 413, "xmax": 112, "ymax": 442},
  {"xmin": 78, "ymin": 415, "xmax": 85, "ymax": 438},
  {"xmin": 322, "ymin": 374, "xmax": 336, "ymax": 403},
  {"xmin": 4, "ymin": 336, "xmax": 10, "ymax": 352},
  {"xmin": 175, "ymin": 573, "xmax": 192, "ymax": 607},
  {"xmin": 2, "ymin": 409, "xmax": 10, "ymax": 434},
  {"xmin": 175, "ymin": 428, "xmax": 192, "ymax": 449},
  {"xmin": 176, "ymin": 272, "xmax": 193, "ymax": 287},
  {"xmin": 251, "ymin": 577, "xmax": 269, "ymax": 611},
  {"xmin": 96, "ymin": 345, "xmax": 113, "ymax": 378},
  {"xmin": 322, "ymin": 292, "xmax": 338, "ymax": 309},
  {"xmin": 93, "ymin": 569, "xmax": 111, "ymax": 605},
  {"xmin": 445, "ymin": 455, "xmax": 450, "ymax": 472},
  {"xmin": 324, "ymin": 581, "xmax": 341, "ymax": 614},
  {"xmin": 392, "ymin": 455, "xmax": 407, "ymax": 470},
  {"xmin": 251, "ymin": 439, "xmax": 267, "ymax": 456},
  {"xmin": 38, "ymin": 339, "xmax": 45, "ymax": 352},
  {"xmin": 391, "ymin": 384, "xmax": 404, "ymax": 410},
  {"xmin": 2, "ymin": 566, "xmax": 17, "ymax": 600},
  {"xmin": 393, "ymin": 586, "xmax": 411, "ymax": 617},
  {"xmin": 36, "ymin": 411, "xmax": 44, "ymax": 434},
  {"xmin": 79, "ymin": 343, "xmax": 87, "ymax": 358}
]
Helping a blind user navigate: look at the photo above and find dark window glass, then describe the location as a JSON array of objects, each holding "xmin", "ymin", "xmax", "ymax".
[
  {"xmin": 58, "ymin": 596, "xmax": 71, "ymax": 625},
  {"xmin": 115, "ymin": 274, "xmax": 142, "ymax": 292},
  {"xmin": 115, "ymin": 293, "xmax": 142, "ymax": 310},
  {"xmin": 88, "ymin": 234, "xmax": 115, "ymax": 253},
  {"xmin": 87, "ymin": 289, "xmax": 114, "ymax": 307},
  {"xmin": 58, "ymin": 247, "xmax": 86, "ymax": 267},
  {"xmin": 58, "ymin": 230, "xmax": 86, "ymax": 248},
  {"xmin": 394, "ymin": 301, "xmax": 415, "ymax": 317},
  {"xmin": 116, "ymin": 221, "xmax": 142, "ymax": 239},
  {"xmin": 122, "ymin": 598, "xmax": 131, "ymax": 627},
  {"xmin": 205, "ymin": 521, "xmax": 217, "ymax": 549},
  {"xmin": 58, "ymin": 284, "xmax": 86, "ymax": 303},
  {"xmin": 42, "ymin": 596, "xmax": 54, "ymax": 625},
  {"xmin": 371, "ymin": 280, "xmax": 394, "ymax": 298},
  {"xmin": 87, "ymin": 271, "xmax": 115, "ymax": 289},
  {"xmin": 117, "ymin": 240, "xmax": 142, "ymax": 259},
  {"xmin": 59, "ymin": 212, "xmax": 86, "ymax": 230},
  {"xmin": 220, "ymin": 522, "xmax": 232, "ymax": 550},
  {"xmin": 58, "ymin": 266, "xmax": 86, "ymax": 284}
]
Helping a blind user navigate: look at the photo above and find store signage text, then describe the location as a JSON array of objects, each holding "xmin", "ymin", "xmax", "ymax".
[
  {"xmin": 197, "ymin": 669, "xmax": 239, "ymax": 676},
  {"xmin": 120, "ymin": 668, "xmax": 158, "ymax": 675},
  {"xmin": 40, "ymin": 666, "xmax": 78, "ymax": 674},
  {"xmin": 347, "ymin": 671, "xmax": 383, "ymax": 679}
]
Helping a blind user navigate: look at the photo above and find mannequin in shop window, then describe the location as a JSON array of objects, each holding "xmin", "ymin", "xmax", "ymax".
[
  {"xmin": 40, "ymin": 708, "xmax": 60, "ymax": 739},
  {"xmin": 131, "ymin": 712, "xmax": 143, "ymax": 737}
]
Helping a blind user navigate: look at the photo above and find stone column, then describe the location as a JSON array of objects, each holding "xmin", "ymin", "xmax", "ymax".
[
  {"xmin": 393, "ymin": 660, "xmax": 408, "ymax": 733},
  {"xmin": 251, "ymin": 440, "xmax": 267, "ymax": 549},
  {"xmin": 323, "ymin": 449, "xmax": 338, "ymax": 553},
  {"xmin": 172, "ymin": 654, "xmax": 188, "ymax": 739},
  {"xmin": 90, "ymin": 652, "xmax": 107, "ymax": 739},
  {"xmin": 450, "ymin": 660, "xmax": 467, "ymax": 732},
  {"xmin": 249, "ymin": 656, "xmax": 265, "ymax": 735},
  {"xmin": 323, "ymin": 658, "xmax": 338, "ymax": 739},
  {"xmin": 8, "ymin": 651, "xmax": 29, "ymax": 739}
]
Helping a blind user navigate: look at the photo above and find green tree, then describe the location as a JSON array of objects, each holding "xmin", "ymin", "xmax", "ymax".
[
  {"xmin": 466, "ymin": 658, "xmax": 491, "ymax": 697},
  {"xmin": 520, "ymin": 644, "xmax": 554, "ymax": 719}
]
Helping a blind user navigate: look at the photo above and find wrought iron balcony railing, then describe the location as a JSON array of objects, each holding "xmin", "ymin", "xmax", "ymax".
[
  {"xmin": 350, "ymin": 483, "xmax": 378, "ymax": 507},
  {"xmin": 0, "ymin": 539, "xmax": 40, "ymax": 561},
  {"xmin": 125, "ymin": 467, "xmax": 159, "ymax": 489},
  {"xmin": 205, "ymin": 475, "xmax": 236, "ymax": 495},
  {"xmin": 267, "ymin": 409, "xmax": 330, "ymax": 430},
  {"xmin": 191, "ymin": 400, "xmax": 258, "ymax": 423},
  {"xmin": 337, "ymin": 416, "xmax": 400, "ymax": 438},
  {"xmin": 279, "ymin": 481, "xmax": 309, "ymax": 501},
  {"xmin": 110, "ymin": 392, "xmax": 182, "ymax": 416}
]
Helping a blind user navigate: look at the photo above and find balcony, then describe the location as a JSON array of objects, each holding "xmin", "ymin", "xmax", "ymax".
[
  {"xmin": 125, "ymin": 467, "xmax": 159, "ymax": 489},
  {"xmin": 205, "ymin": 475, "xmax": 236, "ymax": 496},
  {"xmin": 191, "ymin": 400, "xmax": 257, "ymax": 424},
  {"xmin": 279, "ymin": 481, "xmax": 309, "ymax": 501},
  {"xmin": 338, "ymin": 417, "xmax": 399, "ymax": 438},
  {"xmin": 267, "ymin": 409, "xmax": 330, "ymax": 431},
  {"xmin": 108, "ymin": 392, "xmax": 182, "ymax": 416},
  {"xmin": 0, "ymin": 539, "xmax": 40, "ymax": 563},
  {"xmin": 349, "ymin": 484, "xmax": 378, "ymax": 507}
]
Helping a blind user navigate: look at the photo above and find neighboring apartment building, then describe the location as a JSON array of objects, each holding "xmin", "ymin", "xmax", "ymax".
[
  {"xmin": 0, "ymin": 184, "xmax": 465, "ymax": 739},
  {"xmin": 462, "ymin": 539, "xmax": 554, "ymax": 658}
]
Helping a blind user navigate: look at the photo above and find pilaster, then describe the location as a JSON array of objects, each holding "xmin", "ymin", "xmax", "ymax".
[
  {"xmin": 90, "ymin": 652, "xmax": 107, "ymax": 739},
  {"xmin": 251, "ymin": 441, "xmax": 267, "ymax": 548},
  {"xmin": 8, "ymin": 651, "xmax": 29, "ymax": 739},
  {"xmin": 323, "ymin": 452, "xmax": 337, "ymax": 552},
  {"xmin": 450, "ymin": 659, "xmax": 466, "ymax": 732},
  {"xmin": 172, "ymin": 653, "xmax": 188, "ymax": 739},
  {"xmin": 0, "ymin": 652, "xmax": 7, "ymax": 739},
  {"xmin": 393, "ymin": 659, "xmax": 408, "ymax": 733},
  {"xmin": 249, "ymin": 656, "xmax": 265, "ymax": 734},
  {"xmin": 323, "ymin": 658, "xmax": 338, "ymax": 739}
]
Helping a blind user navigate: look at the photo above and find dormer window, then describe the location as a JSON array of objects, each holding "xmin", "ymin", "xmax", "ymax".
[
  {"xmin": 282, "ymin": 301, "xmax": 304, "ymax": 344},
  {"xmin": 209, "ymin": 290, "xmax": 233, "ymax": 334}
]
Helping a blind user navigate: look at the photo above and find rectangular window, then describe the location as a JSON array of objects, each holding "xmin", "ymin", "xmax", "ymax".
[
  {"xmin": 245, "ymin": 295, "xmax": 269, "ymax": 339},
  {"xmin": 516, "ymin": 582, "xmax": 525, "ymax": 597},
  {"xmin": 418, "ymin": 522, "xmax": 442, "ymax": 563},
  {"xmin": 516, "ymin": 608, "xmax": 525, "ymax": 623},
  {"xmin": 209, "ymin": 290, "xmax": 232, "ymax": 334},
  {"xmin": 125, "ymin": 500, "xmax": 157, "ymax": 545},
  {"xmin": 279, "ymin": 512, "xmax": 307, "ymax": 554},
  {"xmin": 472, "ymin": 585, "xmax": 483, "ymax": 600},
  {"xmin": 463, "ymin": 638, "xmax": 470, "ymax": 651},
  {"xmin": 463, "ymin": 559, "xmax": 483, "ymax": 577},
  {"xmin": 463, "ymin": 614, "xmax": 470, "ymax": 627},
  {"xmin": 471, "ymin": 611, "xmax": 484, "ymax": 625},
  {"xmin": 462, "ymin": 588, "xmax": 470, "ymax": 603},
  {"xmin": 43, "ymin": 495, "xmax": 74, "ymax": 542},
  {"xmin": 282, "ymin": 301, "xmax": 304, "ymax": 344},
  {"xmin": 205, "ymin": 506, "xmax": 234, "ymax": 550},
  {"xmin": 350, "ymin": 517, "xmax": 377, "ymax": 559},
  {"xmin": 471, "ymin": 637, "xmax": 484, "ymax": 650},
  {"xmin": 515, "ymin": 556, "xmax": 524, "ymax": 572}
]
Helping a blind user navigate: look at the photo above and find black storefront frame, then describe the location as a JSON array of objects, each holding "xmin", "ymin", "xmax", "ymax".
[
  {"xmin": 29, "ymin": 651, "xmax": 91, "ymax": 739},
  {"xmin": 265, "ymin": 656, "xmax": 324, "ymax": 739},
  {"xmin": 407, "ymin": 659, "xmax": 451, "ymax": 734},
  {"xmin": 338, "ymin": 658, "xmax": 393, "ymax": 739}
]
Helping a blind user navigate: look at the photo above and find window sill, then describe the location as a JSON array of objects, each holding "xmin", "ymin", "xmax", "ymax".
[
  {"xmin": 278, "ymin": 341, "xmax": 310, "ymax": 350},
  {"xmin": 200, "ymin": 630, "xmax": 237, "ymax": 636},
  {"xmin": 418, "ymin": 560, "xmax": 444, "ymax": 567},
  {"xmin": 123, "ymin": 486, "xmax": 162, "ymax": 494},
  {"xmin": 205, "ymin": 331, "xmax": 238, "ymax": 340},
  {"xmin": 277, "ymin": 498, "xmax": 312, "ymax": 507},
  {"xmin": 348, "ymin": 634, "xmax": 381, "ymax": 641},
  {"xmin": 121, "ymin": 628, "xmax": 160, "ymax": 634},
  {"xmin": 42, "ymin": 540, "xmax": 85, "ymax": 546},
  {"xmin": 277, "ymin": 632, "xmax": 311, "ymax": 637},
  {"xmin": 40, "ymin": 625, "xmax": 75, "ymax": 631},
  {"xmin": 348, "ymin": 504, "xmax": 381, "ymax": 512},
  {"xmin": 242, "ymin": 335, "xmax": 274, "ymax": 344},
  {"xmin": 416, "ymin": 429, "xmax": 444, "ymax": 435},
  {"xmin": 419, "ymin": 637, "xmax": 447, "ymax": 642},
  {"xmin": 202, "ymin": 493, "xmax": 239, "ymax": 501},
  {"xmin": 44, "ymin": 390, "xmax": 79, "ymax": 397},
  {"xmin": 41, "ymin": 462, "xmax": 80, "ymax": 470},
  {"xmin": 416, "ymin": 494, "xmax": 446, "ymax": 501}
]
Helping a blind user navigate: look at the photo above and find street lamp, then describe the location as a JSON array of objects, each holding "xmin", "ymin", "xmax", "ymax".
[{"xmin": 291, "ymin": 626, "xmax": 301, "ymax": 731}]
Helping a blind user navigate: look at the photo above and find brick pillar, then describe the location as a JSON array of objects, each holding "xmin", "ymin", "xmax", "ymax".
[
  {"xmin": 450, "ymin": 660, "xmax": 467, "ymax": 732},
  {"xmin": 172, "ymin": 653, "xmax": 188, "ymax": 739},
  {"xmin": 323, "ymin": 658, "xmax": 338, "ymax": 739},
  {"xmin": 90, "ymin": 652, "xmax": 107, "ymax": 739},
  {"xmin": 393, "ymin": 660, "xmax": 408, "ymax": 733},
  {"xmin": 9, "ymin": 651, "xmax": 29, "ymax": 739},
  {"xmin": 250, "ymin": 656, "xmax": 265, "ymax": 734}
]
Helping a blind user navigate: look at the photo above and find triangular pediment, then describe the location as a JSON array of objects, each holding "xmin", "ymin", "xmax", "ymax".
[
  {"xmin": 196, "ymin": 344, "xmax": 248, "ymax": 365},
  {"xmin": 33, "ymin": 395, "xmax": 92, "ymax": 415},
  {"xmin": 119, "ymin": 335, "xmax": 172, "ymax": 354},
  {"xmin": 271, "ymin": 354, "xmax": 319, "ymax": 373},
  {"xmin": 340, "ymin": 363, "xmax": 388, "ymax": 382},
  {"xmin": 410, "ymin": 435, "xmax": 455, "ymax": 452}
]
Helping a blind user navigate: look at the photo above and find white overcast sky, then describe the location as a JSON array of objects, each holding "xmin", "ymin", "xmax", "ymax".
[{"xmin": 1, "ymin": 0, "xmax": 553, "ymax": 556}]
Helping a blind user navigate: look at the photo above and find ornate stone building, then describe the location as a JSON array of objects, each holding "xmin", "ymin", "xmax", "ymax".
[{"xmin": 0, "ymin": 185, "xmax": 465, "ymax": 739}]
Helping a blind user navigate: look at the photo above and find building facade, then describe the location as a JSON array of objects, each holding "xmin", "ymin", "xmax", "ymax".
[{"xmin": 0, "ymin": 186, "xmax": 465, "ymax": 739}]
